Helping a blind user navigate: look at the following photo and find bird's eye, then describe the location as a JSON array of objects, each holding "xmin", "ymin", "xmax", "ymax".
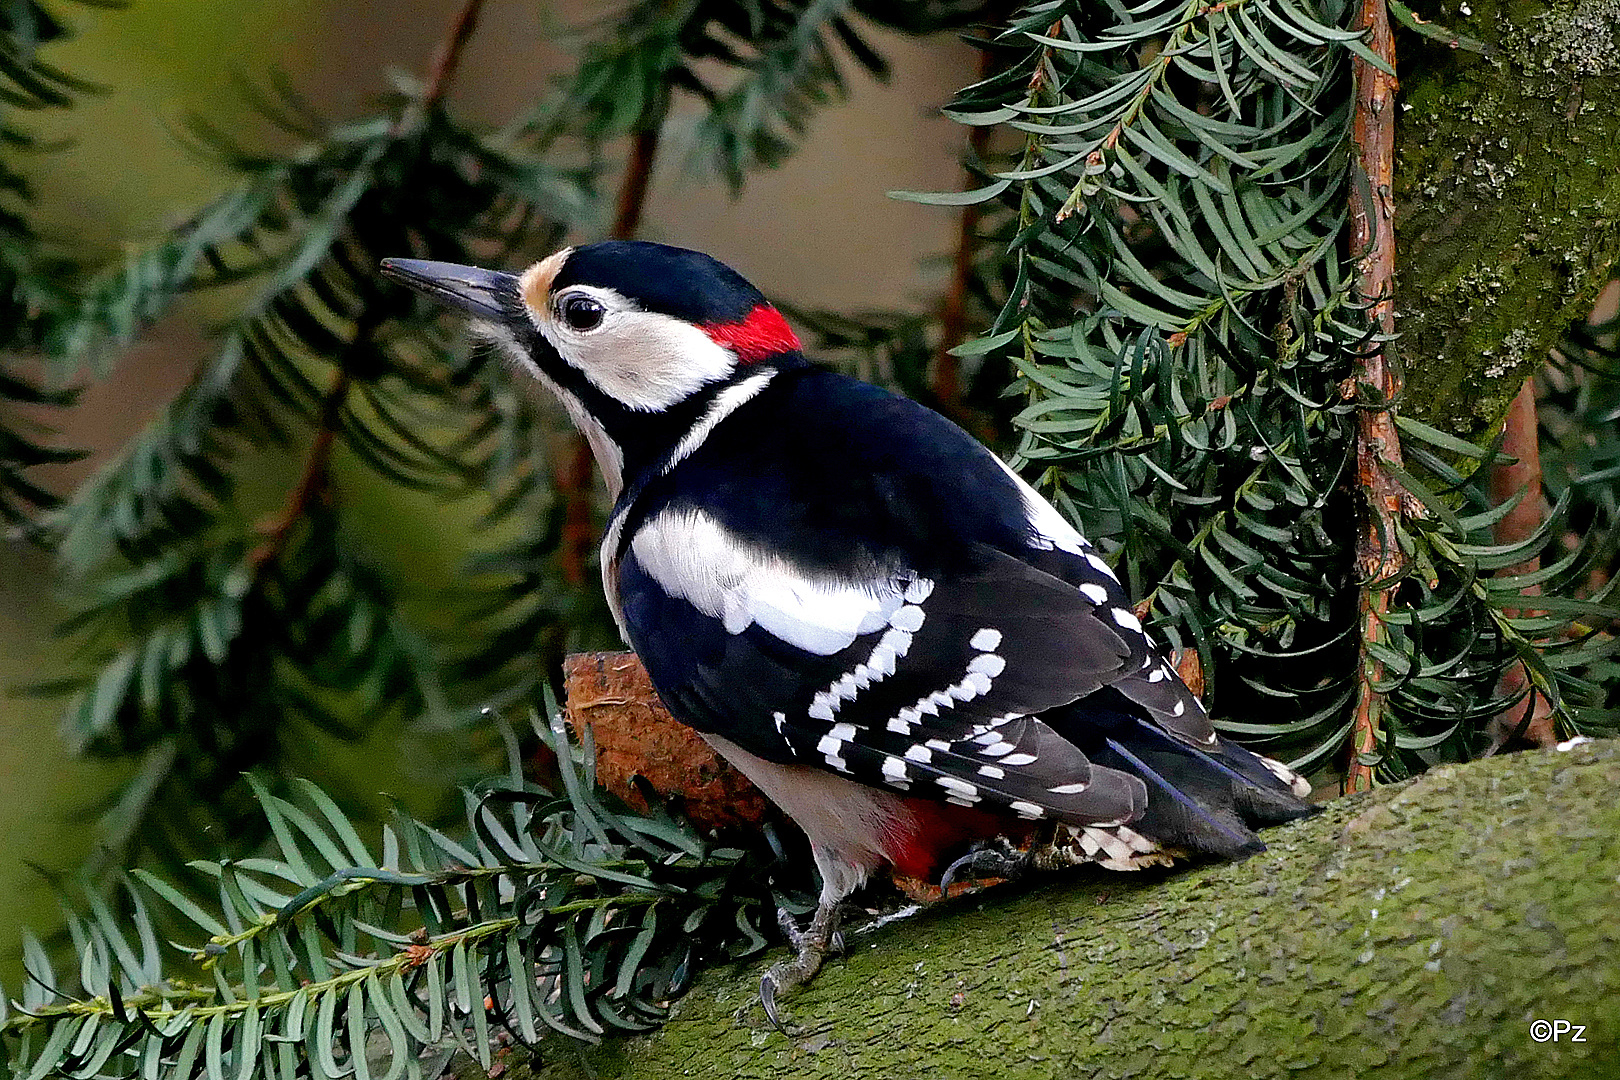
[{"xmin": 560, "ymin": 294, "xmax": 606, "ymax": 332}]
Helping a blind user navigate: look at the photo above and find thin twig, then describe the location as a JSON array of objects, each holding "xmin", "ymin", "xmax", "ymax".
[
  {"xmin": 613, "ymin": 128, "xmax": 661, "ymax": 242},
  {"xmin": 1345, "ymin": 0, "xmax": 1401, "ymax": 794},
  {"xmin": 934, "ymin": 49, "xmax": 997, "ymax": 420},
  {"xmin": 555, "ymin": 436, "xmax": 597, "ymax": 586},
  {"xmin": 249, "ymin": 0, "xmax": 489, "ymax": 573},
  {"xmin": 421, "ymin": 0, "xmax": 489, "ymax": 109},
  {"xmin": 1488, "ymin": 376, "xmax": 1556, "ymax": 748},
  {"xmin": 248, "ymin": 369, "xmax": 352, "ymax": 572}
]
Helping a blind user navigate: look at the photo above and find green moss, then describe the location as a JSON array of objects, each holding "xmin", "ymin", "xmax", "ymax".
[
  {"xmin": 513, "ymin": 741, "xmax": 1619, "ymax": 1079},
  {"xmin": 1395, "ymin": 0, "xmax": 1620, "ymax": 443}
]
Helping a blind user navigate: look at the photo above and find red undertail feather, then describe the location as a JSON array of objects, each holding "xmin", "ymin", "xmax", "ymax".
[
  {"xmin": 884, "ymin": 797, "xmax": 1034, "ymax": 882},
  {"xmin": 702, "ymin": 304, "xmax": 801, "ymax": 363}
]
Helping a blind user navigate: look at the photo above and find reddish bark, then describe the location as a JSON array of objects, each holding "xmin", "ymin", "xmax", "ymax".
[
  {"xmin": 1345, "ymin": 0, "xmax": 1402, "ymax": 794},
  {"xmin": 1487, "ymin": 378, "xmax": 1557, "ymax": 749},
  {"xmin": 934, "ymin": 50, "xmax": 997, "ymax": 420}
]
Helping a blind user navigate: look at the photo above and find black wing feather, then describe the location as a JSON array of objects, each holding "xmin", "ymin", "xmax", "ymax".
[{"xmin": 614, "ymin": 366, "xmax": 1312, "ymax": 841}]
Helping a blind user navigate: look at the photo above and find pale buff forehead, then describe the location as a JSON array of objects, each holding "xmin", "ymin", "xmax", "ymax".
[{"xmin": 518, "ymin": 247, "xmax": 573, "ymax": 316}]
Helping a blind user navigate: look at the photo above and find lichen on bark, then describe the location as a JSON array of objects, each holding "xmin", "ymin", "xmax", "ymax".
[
  {"xmin": 507, "ymin": 740, "xmax": 1618, "ymax": 1079},
  {"xmin": 1395, "ymin": 0, "xmax": 1620, "ymax": 443}
]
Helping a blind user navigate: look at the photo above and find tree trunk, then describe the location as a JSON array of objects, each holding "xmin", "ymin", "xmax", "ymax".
[
  {"xmin": 1395, "ymin": 0, "xmax": 1620, "ymax": 442},
  {"xmin": 512, "ymin": 739, "xmax": 1618, "ymax": 1079}
]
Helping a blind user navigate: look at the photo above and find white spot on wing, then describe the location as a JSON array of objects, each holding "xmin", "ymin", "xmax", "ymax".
[
  {"xmin": 815, "ymin": 733, "xmax": 849, "ymax": 771},
  {"xmin": 1009, "ymin": 801, "xmax": 1046, "ymax": 819},
  {"xmin": 969, "ymin": 628, "xmax": 1002, "ymax": 652},
  {"xmin": 1079, "ymin": 583, "xmax": 1109, "ymax": 605},
  {"xmin": 959, "ymin": 671, "xmax": 993, "ymax": 697},
  {"xmin": 1111, "ymin": 608, "xmax": 1144, "ymax": 633},
  {"xmin": 967, "ymin": 653, "xmax": 1006, "ymax": 678},
  {"xmin": 875, "ymin": 628, "xmax": 911, "ymax": 669},
  {"xmin": 890, "ymin": 605, "xmax": 925, "ymax": 633},
  {"xmin": 936, "ymin": 776, "xmax": 980, "ymax": 800}
]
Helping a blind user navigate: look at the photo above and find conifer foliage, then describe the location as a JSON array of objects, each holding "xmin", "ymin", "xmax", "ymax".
[
  {"xmin": 922, "ymin": 0, "xmax": 1617, "ymax": 778},
  {"xmin": 0, "ymin": 0, "xmax": 86, "ymax": 527},
  {"xmin": 1, "ymin": 0, "xmax": 1616, "ymax": 1075}
]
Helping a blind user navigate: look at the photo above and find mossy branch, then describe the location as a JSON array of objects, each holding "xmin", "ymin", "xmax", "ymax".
[{"xmin": 519, "ymin": 739, "xmax": 1619, "ymax": 1080}]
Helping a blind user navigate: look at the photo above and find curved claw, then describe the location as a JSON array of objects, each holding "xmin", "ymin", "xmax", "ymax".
[
  {"xmin": 939, "ymin": 840, "xmax": 1033, "ymax": 891},
  {"xmin": 760, "ymin": 970, "xmax": 787, "ymax": 1033},
  {"xmin": 756, "ymin": 901, "xmax": 842, "ymax": 1033}
]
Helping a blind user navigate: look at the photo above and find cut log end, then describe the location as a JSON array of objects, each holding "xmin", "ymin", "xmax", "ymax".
[{"xmin": 562, "ymin": 651, "xmax": 775, "ymax": 833}]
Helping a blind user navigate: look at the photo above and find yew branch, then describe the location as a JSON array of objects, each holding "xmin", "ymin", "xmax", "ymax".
[
  {"xmin": 1345, "ymin": 0, "xmax": 1401, "ymax": 794},
  {"xmin": 1487, "ymin": 378, "xmax": 1556, "ymax": 749},
  {"xmin": 250, "ymin": 0, "xmax": 488, "ymax": 574}
]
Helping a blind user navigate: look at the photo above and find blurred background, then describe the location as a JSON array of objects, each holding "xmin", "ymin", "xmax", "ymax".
[
  {"xmin": 0, "ymin": 0, "xmax": 983, "ymax": 981},
  {"xmin": 5, "ymin": 0, "xmax": 1616, "ymax": 1002}
]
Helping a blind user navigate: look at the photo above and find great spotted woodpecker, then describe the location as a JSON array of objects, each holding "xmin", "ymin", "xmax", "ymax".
[{"xmin": 381, "ymin": 242, "xmax": 1316, "ymax": 1018}]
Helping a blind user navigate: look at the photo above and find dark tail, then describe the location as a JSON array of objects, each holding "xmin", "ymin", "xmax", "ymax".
[{"xmin": 1050, "ymin": 705, "xmax": 1318, "ymax": 860}]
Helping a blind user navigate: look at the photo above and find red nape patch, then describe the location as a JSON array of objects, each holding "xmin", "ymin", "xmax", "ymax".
[
  {"xmin": 883, "ymin": 798, "xmax": 1037, "ymax": 883},
  {"xmin": 702, "ymin": 304, "xmax": 802, "ymax": 363}
]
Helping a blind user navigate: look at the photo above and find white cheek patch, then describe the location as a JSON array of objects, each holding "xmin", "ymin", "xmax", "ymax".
[
  {"xmin": 534, "ymin": 286, "xmax": 739, "ymax": 412},
  {"xmin": 631, "ymin": 507, "xmax": 907, "ymax": 656}
]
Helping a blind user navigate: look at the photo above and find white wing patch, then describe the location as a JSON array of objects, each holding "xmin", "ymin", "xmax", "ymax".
[
  {"xmin": 631, "ymin": 506, "xmax": 917, "ymax": 656},
  {"xmin": 988, "ymin": 455, "xmax": 1089, "ymax": 555}
]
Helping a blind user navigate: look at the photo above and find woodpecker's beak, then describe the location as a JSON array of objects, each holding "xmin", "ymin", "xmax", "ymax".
[{"xmin": 380, "ymin": 258, "xmax": 520, "ymax": 321}]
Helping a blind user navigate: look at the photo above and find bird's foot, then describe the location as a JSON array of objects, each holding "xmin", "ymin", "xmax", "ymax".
[
  {"xmin": 939, "ymin": 837, "xmax": 1034, "ymax": 891},
  {"xmin": 759, "ymin": 901, "xmax": 842, "ymax": 1032},
  {"xmin": 775, "ymin": 905, "xmax": 844, "ymax": 955}
]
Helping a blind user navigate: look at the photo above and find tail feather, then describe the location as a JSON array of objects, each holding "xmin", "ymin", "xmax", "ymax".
[
  {"xmin": 1102, "ymin": 736, "xmax": 1262, "ymax": 859},
  {"xmin": 1050, "ymin": 705, "xmax": 1318, "ymax": 860}
]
